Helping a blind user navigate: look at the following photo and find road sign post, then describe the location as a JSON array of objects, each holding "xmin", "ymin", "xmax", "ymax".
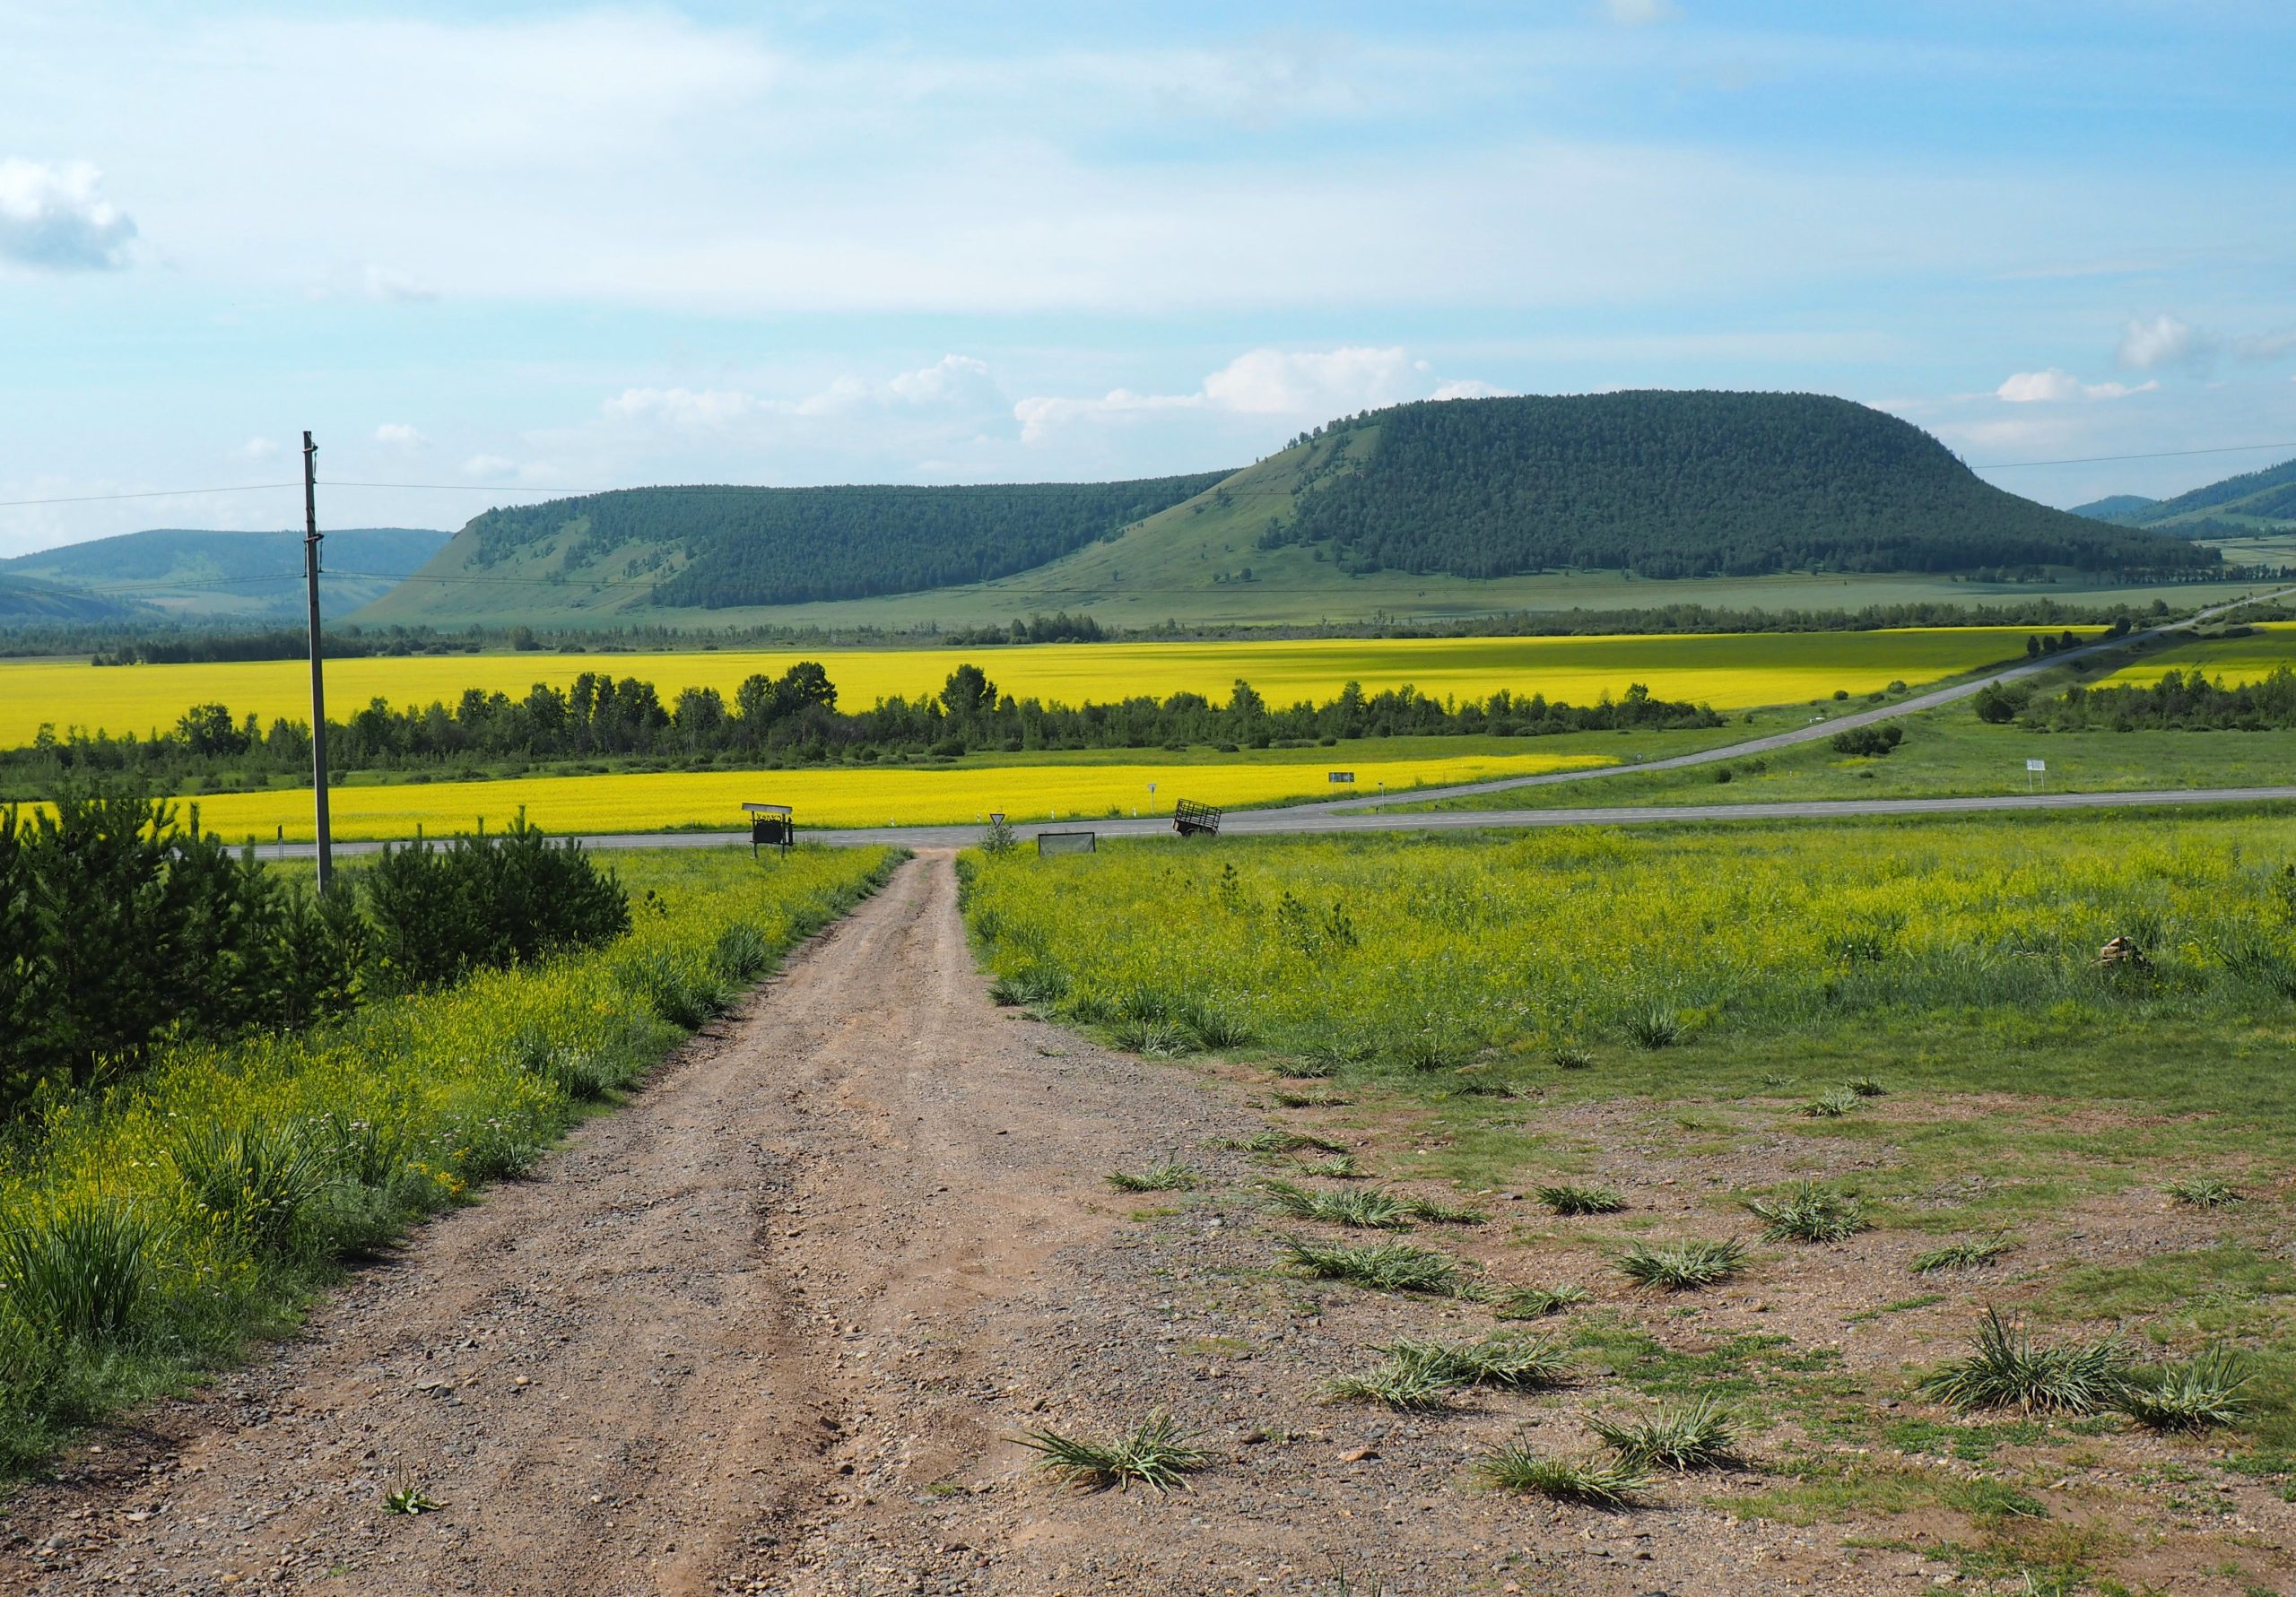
[{"xmin": 2026, "ymin": 758, "xmax": 2047, "ymax": 794}]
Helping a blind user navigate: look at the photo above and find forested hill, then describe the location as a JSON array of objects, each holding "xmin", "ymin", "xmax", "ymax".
[
  {"xmin": 2078, "ymin": 456, "xmax": 2296, "ymax": 537},
  {"xmin": 1256, "ymin": 392, "xmax": 2216, "ymax": 580},
  {"xmin": 458, "ymin": 474, "xmax": 1228, "ymax": 609}
]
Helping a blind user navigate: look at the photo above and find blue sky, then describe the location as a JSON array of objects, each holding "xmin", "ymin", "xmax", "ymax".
[{"xmin": 2, "ymin": 0, "xmax": 2292, "ymax": 555}]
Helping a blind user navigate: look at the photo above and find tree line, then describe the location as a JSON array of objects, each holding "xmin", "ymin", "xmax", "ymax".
[
  {"xmin": 1978, "ymin": 664, "xmax": 2296, "ymax": 733},
  {"xmin": 0, "ymin": 795, "xmax": 628, "ymax": 1110},
  {"xmin": 1, "ymin": 662, "xmax": 1725, "ymax": 794}
]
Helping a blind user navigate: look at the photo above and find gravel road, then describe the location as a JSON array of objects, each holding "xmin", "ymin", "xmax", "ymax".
[{"xmin": 3, "ymin": 854, "xmax": 1924, "ymax": 1596}]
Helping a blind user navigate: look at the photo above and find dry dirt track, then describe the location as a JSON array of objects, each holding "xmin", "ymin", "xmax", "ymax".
[{"xmin": 6, "ymin": 855, "xmax": 1969, "ymax": 1596}]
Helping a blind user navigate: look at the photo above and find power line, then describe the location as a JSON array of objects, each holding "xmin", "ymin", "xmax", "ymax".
[
  {"xmin": 0, "ymin": 482, "xmax": 298, "ymax": 509},
  {"xmin": 1978, "ymin": 441, "xmax": 2296, "ymax": 469}
]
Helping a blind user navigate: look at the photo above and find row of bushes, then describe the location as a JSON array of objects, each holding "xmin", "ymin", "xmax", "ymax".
[
  {"xmin": 0, "ymin": 844, "xmax": 896, "ymax": 1471},
  {"xmin": 0, "ymin": 793, "xmax": 631, "ymax": 1111}
]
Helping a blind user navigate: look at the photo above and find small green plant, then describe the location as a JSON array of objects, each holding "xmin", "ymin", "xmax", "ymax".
[
  {"xmin": 1279, "ymin": 1236, "xmax": 1478, "ymax": 1298},
  {"xmin": 1945, "ymin": 1478, "xmax": 2047, "ymax": 1522},
  {"xmin": 1260, "ymin": 1179, "xmax": 1413, "ymax": 1229},
  {"xmin": 1385, "ymin": 1330, "xmax": 1571, "ymax": 1391},
  {"xmin": 1327, "ymin": 1347, "xmax": 1457, "ymax": 1411},
  {"xmin": 1797, "ymin": 1087, "xmax": 1861, "ymax": 1118},
  {"xmin": 1549, "ymin": 1046, "xmax": 1595, "ymax": 1071},
  {"xmin": 1321, "ymin": 1562, "xmax": 1391, "ymax": 1597},
  {"xmin": 1297, "ymin": 1153, "xmax": 1364, "ymax": 1179},
  {"xmin": 1107, "ymin": 1157, "xmax": 1200, "ymax": 1193},
  {"xmin": 1274, "ymin": 1090, "xmax": 1352, "ymax": 1111},
  {"xmin": 2118, "ymin": 1350, "xmax": 2250, "ymax": 1432},
  {"xmin": 1616, "ymin": 1237, "xmax": 1748, "ymax": 1291},
  {"xmin": 1747, "ymin": 1180, "xmax": 1869, "ymax": 1244},
  {"xmin": 0, "ymin": 1198, "xmax": 170, "ymax": 1345},
  {"xmin": 1112, "ymin": 1015, "xmax": 1193, "ymax": 1057},
  {"xmin": 1848, "ymin": 1077, "xmax": 1886, "ymax": 1097},
  {"xmin": 2165, "ymin": 1176, "xmax": 2243, "ymax": 1210},
  {"xmin": 1474, "ymin": 1443, "xmax": 1647, "ymax": 1506},
  {"xmin": 1620, "ymin": 1004, "xmax": 1682, "ymax": 1051},
  {"xmin": 1918, "ymin": 1307, "xmax": 2132, "ymax": 1414},
  {"xmin": 1212, "ymin": 1129, "xmax": 1347, "ymax": 1155},
  {"xmin": 1494, "ymin": 1284, "xmax": 1590, "ymax": 1319},
  {"xmin": 1018, "ymin": 1411, "xmax": 1209, "ymax": 1493},
  {"xmin": 1912, "ymin": 1236, "xmax": 2013, "ymax": 1273},
  {"xmin": 381, "ymin": 1481, "xmax": 443, "ymax": 1515},
  {"xmin": 1181, "ymin": 1000, "xmax": 1253, "ymax": 1051},
  {"xmin": 978, "ymin": 816, "xmax": 1018, "ymax": 855},
  {"xmin": 1404, "ymin": 1194, "xmax": 1489, "ymax": 1226},
  {"xmin": 1537, "ymin": 1183, "xmax": 1627, "ymax": 1216},
  {"xmin": 1587, "ymin": 1396, "xmax": 1739, "ymax": 1471}
]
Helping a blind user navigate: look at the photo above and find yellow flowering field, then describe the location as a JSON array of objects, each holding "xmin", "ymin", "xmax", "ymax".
[
  {"xmin": 2097, "ymin": 621, "xmax": 2296, "ymax": 688},
  {"xmin": 174, "ymin": 749, "xmax": 1613, "ymax": 841},
  {"xmin": 1, "ymin": 628, "xmax": 2064, "ymax": 746}
]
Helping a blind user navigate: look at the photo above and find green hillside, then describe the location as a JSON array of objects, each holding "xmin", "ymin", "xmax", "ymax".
[
  {"xmin": 353, "ymin": 392, "xmax": 2231, "ymax": 633},
  {"xmin": 2105, "ymin": 456, "xmax": 2296, "ymax": 538},
  {"xmin": 2071, "ymin": 493, "xmax": 2160, "ymax": 525},
  {"xmin": 0, "ymin": 527, "xmax": 450, "ymax": 621},
  {"xmin": 0, "ymin": 573, "xmax": 152, "ymax": 625}
]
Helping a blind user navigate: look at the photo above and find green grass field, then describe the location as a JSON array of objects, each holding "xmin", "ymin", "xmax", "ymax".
[{"xmin": 960, "ymin": 816, "xmax": 2296, "ymax": 1585}]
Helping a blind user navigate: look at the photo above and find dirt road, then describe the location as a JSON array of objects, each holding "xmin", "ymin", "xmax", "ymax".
[{"xmin": 4, "ymin": 855, "xmax": 1948, "ymax": 1595}]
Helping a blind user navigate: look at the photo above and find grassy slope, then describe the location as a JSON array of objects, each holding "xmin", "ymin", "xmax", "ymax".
[
  {"xmin": 4, "ymin": 528, "xmax": 452, "ymax": 621},
  {"xmin": 352, "ymin": 432, "xmax": 2295, "ymax": 634}
]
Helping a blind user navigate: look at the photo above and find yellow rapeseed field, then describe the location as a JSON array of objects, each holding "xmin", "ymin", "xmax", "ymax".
[
  {"xmin": 2, "ymin": 628, "xmax": 2061, "ymax": 746},
  {"xmin": 174, "ymin": 751, "xmax": 1612, "ymax": 841},
  {"xmin": 2098, "ymin": 621, "xmax": 2296, "ymax": 688}
]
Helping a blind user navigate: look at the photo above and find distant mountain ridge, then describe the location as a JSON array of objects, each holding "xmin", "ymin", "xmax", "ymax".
[
  {"xmin": 0, "ymin": 572, "xmax": 155, "ymax": 625},
  {"xmin": 0, "ymin": 526, "xmax": 450, "ymax": 621},
  {"xmin": 355, "ymin": 391, "xmax": 2219, "ymax": 629},
  {"xmin": 2074, "ymin": 456, "xmax": 2296, "ymax": 538}
]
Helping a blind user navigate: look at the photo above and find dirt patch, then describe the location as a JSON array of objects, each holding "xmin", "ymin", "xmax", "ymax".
[{"xmin": 4, "ymin": 855, "xmax": 2291, "ymax": 1595}]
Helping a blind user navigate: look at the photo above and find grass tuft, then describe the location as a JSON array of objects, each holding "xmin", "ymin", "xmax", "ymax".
[
  {"xmin": 381, "ymin": 1482, "xmax": 443, "ymax": 1515},
  {"xmin": 1259, "ymin": 1179, "xmax": 1412, "ymax": 1229},
  {"xmin": 1279, "ymin": 1236, "xmax": 1479, "ymax": 1298},
  {"xmin": 1796, "ymin": 1087, "xmax": 1861, "ymax": 1118},
  {"xmin": 1018, "ymin": 1411, "xmax": 1209, "ymax": 1493},
  {"xmin": 0, "ymin": 1199, "xmax": 170, "ymax": 1346},
  {"xmin": 1384, "ymin": 1330, "xmax": 1571, "ymax": 1391},
  {"xmin": 1918, "ymin": 1306, "xmax": 2132, "ymax": 1414},
  {"xmin": 1911, "ymin": 1235, "xmax": 2013, "ymax": 1274},
  {"xmin": 1297, "ymin": 1153, "xmax": 1364, "ymax": 1179},
  {"xmin": 1111, "ymin": 1015, "xmax": 1193, "ymax": 1057},
  {"xmin": 2164, "ymin": 1176, "xmax": 2243, "ymax": 1210},
  {"xmin": 1620, "ymin": 1005, "xmax": 1683, "ymax": 1051},
  {"xmin": 1587, "ymin": 1396, "xmax": 1740, "ymax": 1471},
  {"xmin": 1536, "ymin": 1183, "xmax": 1627, "ymax": 1216},
  {"xmin": 1494, "ymin": 1284, "xmax": 1590, "ymax": 1319},
  {"xmin": 1106, "ymin": 1157, "xmax": 1200, "ymax": 1193},
  {"xmin": 1211, "ymin": 1129, "xmax": 1347, "ymax": 1155},
  {"xmin": 1747, "ymin": 1179, "xmax": 1869, "ymax": 1244},
  {"xmin": 1549, "ymin": 1046, "xmax": 1595, "ymax": 1071},
  {"xmin": 2118, "ymin": 1349, "xmax": 2250, "ymax": 1431},
  {"xmin": 1404, "ymin": 1194, "xmax": 1489, "ymax": 1226},
  {"xmin": 1616, "ymin": 1237, "xmax": 1748, "ymax": 1292},
  {"xmin": 1475, "ymin": 1444, "xmax": 1647, "ymax": 1506},
  {"xmin": 1848, "ymin": 1077, "xmax": 1887, "ymax": 1097}
]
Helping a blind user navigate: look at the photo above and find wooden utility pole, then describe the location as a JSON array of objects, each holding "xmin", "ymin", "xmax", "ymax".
[{"xmin": 303, "ymin": 430, "xmax": 335, "ymax": 893}]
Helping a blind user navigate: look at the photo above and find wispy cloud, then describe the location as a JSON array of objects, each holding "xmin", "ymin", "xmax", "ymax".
[
  {"xmin": 2116, "ymin": 313, "xmax": 2203, "ymax": 372},
  {"xmin": 373, "ymin": 423, "xmax": 428, "ymax": 448},
  {"xmin": 1996, "ymin": 368, "xmax": 2155, "ymax": 403}
]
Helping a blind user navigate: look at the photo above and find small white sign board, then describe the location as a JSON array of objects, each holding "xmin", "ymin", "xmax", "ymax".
[{"xmin": 2026, "ymin": 759, "xmax": 2047, "ymax": 772}]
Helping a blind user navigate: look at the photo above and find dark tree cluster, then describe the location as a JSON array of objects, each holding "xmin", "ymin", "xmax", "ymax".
[
  {"xmin": 463, "ymin": 474, "xmax": 1228, "ymax": 609},
  {"xmin": 1255, "ymin": 393, "xmax": 2222, "ymax": 581},
  {"xmin": 1987, "ymin": 665, "xmax": 2296, "ymax": 733},
  {"xmin": 0, "ymin": 794, "xmax": 628, "ymax": 1111}
]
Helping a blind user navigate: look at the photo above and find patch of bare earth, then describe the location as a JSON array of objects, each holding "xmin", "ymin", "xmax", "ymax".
[{"xmin": 2, "ymin": 854, "xmax": 2288, "ymax": 1594}]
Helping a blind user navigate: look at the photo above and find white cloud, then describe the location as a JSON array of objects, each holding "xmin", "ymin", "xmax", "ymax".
[
  {"xmin": 1013, "ymin": 347, "xmax": 1509, "ymax": 443},
  {"xmin": 1996, "ymin": 368, "xmax": 2155, "ymax": 403},
  {"xmin": 462, "ymin": 454, "xmax": 516, "ymax": 480},
  {"xmin": 373, "ymin": 422, "xmax": 429, "ymax": 448},
  {"xmin": 603, "ymin": 387, "xmax": 760, "ymax": 428},
  {"xmin": 1601, "ymin": 0, "xmax": 1683, "ymax": 25},
  {"xmin": 235, "ymin": 436, "xmax": 281, "ymax": 462},
  {"xmin": 0, "ymin": 158, "xmax": 137, "ymax": 270},
  {"xmin": 605, "ymin": 358, "xmax": 1014, "ymax": 437},
  {"xmin": 2116, "ymin": 313, "xmax": 2202, "ymax": 371},
  {"xmin": 1431, "ymin": 378, "xmax": 1512, "ymax": 400},
  {"xmin": 362, "ymin": 265, "xmax": 436, "ymax": 303}
]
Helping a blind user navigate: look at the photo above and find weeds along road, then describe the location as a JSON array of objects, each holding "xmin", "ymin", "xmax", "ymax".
[
  {"xmin": 8, "ymin": 853, "xmax": 1888, "ymax": 1596},
  {"xmin": 248, "ymin": 585, "xmax": 2296, "ymax": 864}
]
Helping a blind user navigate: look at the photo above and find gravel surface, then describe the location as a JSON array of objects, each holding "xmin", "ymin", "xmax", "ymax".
[{"xmin": 5, "ymin": 854, "xmax": 2288, "ymax": 1594}]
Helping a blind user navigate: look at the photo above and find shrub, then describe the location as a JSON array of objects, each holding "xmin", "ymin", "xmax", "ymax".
[
  {"xmin": 364, "ymin": 813, "xmax": 629, "ymax": 993},
  {"xmin": 1830, "ymin": 724, "xmax": 1904, "ymax": 758}
]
